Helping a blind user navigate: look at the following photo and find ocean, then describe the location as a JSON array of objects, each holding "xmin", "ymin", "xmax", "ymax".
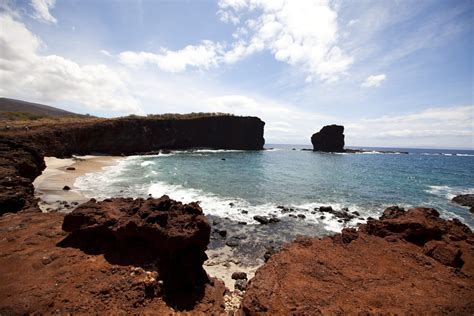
[{"xmin": 75, "ymin": 145, "xmax": 474, "ymax": 245}]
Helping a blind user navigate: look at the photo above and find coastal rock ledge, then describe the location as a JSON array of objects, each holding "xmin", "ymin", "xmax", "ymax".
[
  {"xmin": 0, "ymin": 196, "xmax": 226, "ymax": 314},
  {"xmin": 311, "ymin": 124, "xmax": 345, "ymax": 152},
  {"xmin": 242, "ymin": 207, "xmax": 474, "ymax": 315}
]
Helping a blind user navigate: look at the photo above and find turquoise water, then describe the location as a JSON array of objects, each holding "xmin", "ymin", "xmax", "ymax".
[{"xmin": 76, "ymin": 145, "xmax": 474, "ymax": 233}]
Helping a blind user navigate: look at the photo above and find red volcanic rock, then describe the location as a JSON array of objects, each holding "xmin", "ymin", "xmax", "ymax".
[
  {"xmin": 242, "ymin": 207, "xmax": 474, "ymax": 314},
  {"xmin": 60, "ymin": 196, "xmax": 211, "ymax": 298},
  {"xmin": 0, "ymin": 211, "xmax": 225, "ymax": 314},
  {"xmin": 311, "ymin": 124, "xmax": 345, "ymax": 152}
]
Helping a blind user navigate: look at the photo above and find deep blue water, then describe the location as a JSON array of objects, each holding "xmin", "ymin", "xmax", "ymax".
[{"xmin": 76, "ymin": 145, "xmax": 474, "ymax": 233}]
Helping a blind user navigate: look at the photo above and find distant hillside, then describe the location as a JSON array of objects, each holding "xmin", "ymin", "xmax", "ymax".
[{"xmin": 0, "ymin": 98, "xmax": 89, "ymax": 120}]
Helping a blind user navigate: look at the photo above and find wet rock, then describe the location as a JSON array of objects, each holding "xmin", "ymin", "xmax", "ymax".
[
  {"xmin": 226, "ymin": 238, "xmax": 240, "ymax": 248},
  {"xmin": 231, "ymin": 272, "xmax": 247, "ymax": 280},
  {"xmin": 241, "ymin": 210, "xmax": 248, "ymax": 214},
  {"xmin": 253, "ymin": 215, "xmax": 269, "ymax": 225},
  {"xmin": 297, "ymin": 214, "xmax": 306, "ymax": 219},
  {"xmin": 352, "ymin": 211, "xmax": 360, "ymax": 216},
  {"xmin": 214, "ymin": 229, "xmax": 227, "ymax": 238},
  {"xmin": 66, "ymin": 167, "xmax": 76, "ymax": 171},
  {"xmin": 238, "ymin": 221, "xmax": 247, "ymax": 225},
  {"xmin": 452, "ymin": 194, "xmax": 474, "ymax": 208},
  {"xmin": 62, "ymin": 186, "xmax": 71, "ymax": 191},
  {"xmin": 319, "ymin": 206, "xmax": 333, "ymax": 212},
  {"xmin": 269, "ymin": 217, "xmax": 280, "ymax": 223},
  {"xmin": 235, "ymin": 279, "xmax": 247, "ymax": 291}
]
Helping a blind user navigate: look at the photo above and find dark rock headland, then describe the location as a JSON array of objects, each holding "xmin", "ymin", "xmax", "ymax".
[
  {"xmin": 0, "ymin": 115, "xmax": 265, "ymax": 215},
  {"xmin": 311, "ymin": 124, "xmax": 345, "ymax": 152}
]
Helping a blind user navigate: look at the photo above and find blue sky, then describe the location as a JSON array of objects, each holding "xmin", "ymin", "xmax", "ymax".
[{"xmin": 0, "ymin": 0, "xmax": 473, "ymax": 148}]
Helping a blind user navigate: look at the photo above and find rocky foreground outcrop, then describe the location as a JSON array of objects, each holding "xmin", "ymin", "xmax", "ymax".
[
  {"xmin": 60, "ymin": 196, "xmax": 211, "ymax": 296},
  {"xmin": 242, "ymin": 207, "xmax": 474, "ymax": 314},
  {"xmin": 311, "ymin": 124, "xmax": 345, "ymax": 152},
  {"xmin": 0, "ymin": 196, "xmax": 226, "ymax": 314}
]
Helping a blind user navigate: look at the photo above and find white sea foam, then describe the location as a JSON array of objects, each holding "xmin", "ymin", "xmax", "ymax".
[
  {"xmin": 140, "ymin": 161, "xmax": 155, "ymax": 167},
  {"xmin": 147, "ymin": 180, "xmax": 381, "ymax": 233},
  {"xmin": 425, "ymin": 185, "xmax": 474, "ymax": 200}
]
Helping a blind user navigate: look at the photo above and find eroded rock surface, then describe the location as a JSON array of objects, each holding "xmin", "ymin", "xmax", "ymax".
[
  {"xmin": 60, "ymin": 196, "xmax": 213, "ymax": 300},
  {"xmin": 0, "ymin": 138, "xmax": 45, "ymax": 215},
  {"xmin": 311, "ymin": 124, "xmax": 345, "ymax": 152},
  {"xmin": 0, "ymin": 199, "xmax": 226, "ymax": 314},
  {"xmin": 242, "ymin": 207, "xmax": 474, "ymax": 315}
]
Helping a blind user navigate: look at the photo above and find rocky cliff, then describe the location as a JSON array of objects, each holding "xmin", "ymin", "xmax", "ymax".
[
  {"xmin": 242, "ymin": 207, "xmax": 474, "ymax": 314},
  {"xmin": 0, "ymin": 115, "xmax": 265, "ymax": 215},
  {"xmin": 7, "ymin": 115, "xmax": 265, "ymax": 157},
  {"xmin": 311, "ymin": 124, "xmax": 345, "ymax": 152}
]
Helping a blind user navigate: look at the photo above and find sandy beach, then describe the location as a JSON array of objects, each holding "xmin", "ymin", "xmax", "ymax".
[{"xmin": 33, "ymin": 155, "xmax": 123, "ymax": 211}]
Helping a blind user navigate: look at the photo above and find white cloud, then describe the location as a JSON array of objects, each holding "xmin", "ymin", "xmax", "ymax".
[
  {"xmin": 361, "ymin": 74, "xmax": 386, "ymax": 88},
  {"xmin": 345, "ymin": 105, "xmax": 474, "ymax": 148},
  {"xmin": 119, "ymin": 1, "xmax": 352, "ymax": 82},
  {"xmin": 217, "ymin": 0, "xmax": 353, "ymax": 82},
  {"xmin": 0, "ymin": 14, "xmax": 142, "ymax": 113},
  {"xmin": 30, "ymin": 0, "xmax": 57, "ymax": 24},
  {"xmin": 119, "ymin": 41, "xmax": 223, "ymax": 73}
]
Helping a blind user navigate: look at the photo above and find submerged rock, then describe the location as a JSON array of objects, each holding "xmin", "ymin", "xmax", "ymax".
[{"xmin": 311, "ymin": 125, "xmax": 345, "ymax": 152}]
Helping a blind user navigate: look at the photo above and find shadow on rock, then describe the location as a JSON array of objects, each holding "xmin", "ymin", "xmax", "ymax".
[{"xmin": 57, "ymin": 195, "xmax": 212, "ymax": 311}]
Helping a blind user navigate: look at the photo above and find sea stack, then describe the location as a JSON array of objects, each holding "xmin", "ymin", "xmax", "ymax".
[{"xmin": 311, "ymin": 124, "xmax": 345, "ymax": 152}]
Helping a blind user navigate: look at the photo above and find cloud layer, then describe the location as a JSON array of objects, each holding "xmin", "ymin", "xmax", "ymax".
[
  {"xmin": 30, "ymin": 0, "xmax": 57, "ymax": 24},
  {"xmin": 118, "ymin": 0, "xmax": 353, "ymax": 83},
  {"xmin": 0, "ymin": 14, "xmax": 142, "ymax": 113}
]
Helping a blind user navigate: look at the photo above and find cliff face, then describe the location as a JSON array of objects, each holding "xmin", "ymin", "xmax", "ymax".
[
  {"xmin": 0, "ymin": 115, "xmax": 265, "ymax": 214},
  {"xmin": 0, "ymin": 138, "xmax": 45, "ymax": 215},
  {"xmin": 242, "ymin": 207, "xmax": 474, "ymax": 314},
  {"xmin": 14, "ymin": 116, "xmax": 265, "ymax": 157},
  {"xmin": 311, "ymin": 124, "xmax": 345, "ymax": 152}
]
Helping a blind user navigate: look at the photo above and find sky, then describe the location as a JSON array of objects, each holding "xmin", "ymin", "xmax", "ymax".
[{"xmin": 0, "ymin": 0, "xmax": 473, "ymax": 149}]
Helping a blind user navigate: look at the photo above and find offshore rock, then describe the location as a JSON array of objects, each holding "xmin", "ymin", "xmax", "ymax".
[
  {"xmin": 242, "ymin": 207, "xmax": 474, "ymax": 314},
  {"xmin": 311, "ymin": 124, "xmax": 345, "ymax": 152}
]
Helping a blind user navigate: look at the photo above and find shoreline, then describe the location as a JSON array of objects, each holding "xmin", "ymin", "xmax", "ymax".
[
  {"xmin": 33, "ymin": 155, "xmax": 123, "ymax": 212},
  {"xmin": 33, "ymin": 155, "xmax": 258, "ymax": 290}
]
